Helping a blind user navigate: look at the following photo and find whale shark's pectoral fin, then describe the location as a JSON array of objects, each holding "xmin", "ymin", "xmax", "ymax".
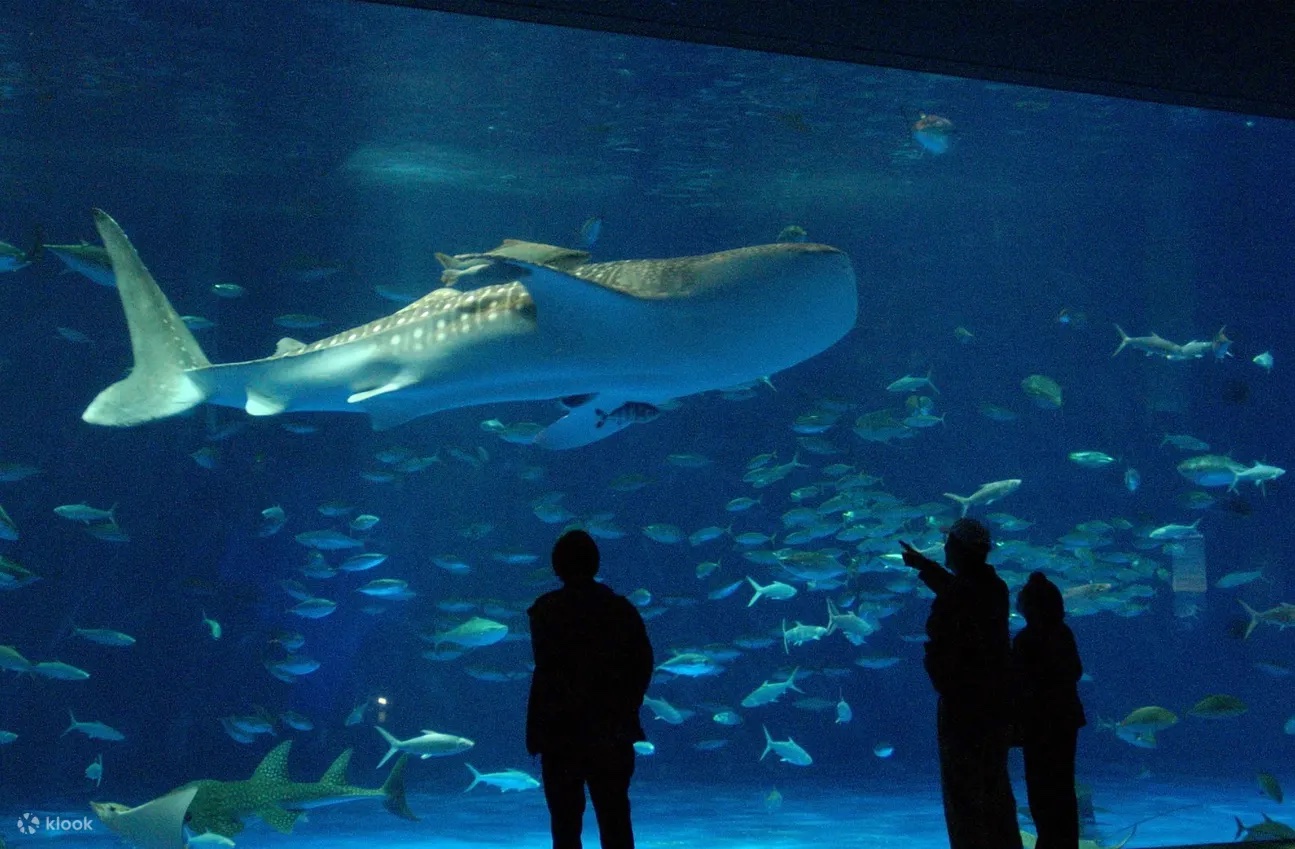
[
  {"xmin": 536, "ymin": 396, "xmax": 663, "ymax": 450},
  {"xmin": 91, "ymin": 784, "xmax": 198, "ymax": 849},
  {"xmin": 257, "ymin": 804, "xmax": 303, "ymax": 834},
  {"xmin": 246, "ymin": 388, "xmax": 289, "ymax": 417},
  {"xmin": 348, "ymin": 373, "xmax": 419, "ymax": 405}
]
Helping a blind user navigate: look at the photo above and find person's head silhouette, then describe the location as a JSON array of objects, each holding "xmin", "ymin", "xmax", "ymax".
[
  {"xmin": 552, "ymin": 529, "xmax": 600, "ymax": 583},
  {"xmin": 1018, "ymin": 571, "xmax": 1065, "ymax": 624},
  {"xmin": 944, "ymin": 517, "xmax": 991, "ymax": 573}
]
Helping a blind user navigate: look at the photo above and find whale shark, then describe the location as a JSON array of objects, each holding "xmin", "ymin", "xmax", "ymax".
[{"xmin": 82, "ymin": 210, "xmax": 858, "ymax": 448}]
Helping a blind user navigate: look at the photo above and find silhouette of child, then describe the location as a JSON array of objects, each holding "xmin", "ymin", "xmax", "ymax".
[{"xmin": 1013, "ymin": 572, "xmax": 1086, "ymax": 849}]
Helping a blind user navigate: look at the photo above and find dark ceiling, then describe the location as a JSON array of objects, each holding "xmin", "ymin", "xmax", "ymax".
[{"xmin": 359, "ymin": 0, "xmax": 1295, "ymax": 120}]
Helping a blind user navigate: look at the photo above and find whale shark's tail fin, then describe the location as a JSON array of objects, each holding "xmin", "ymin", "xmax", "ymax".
[{"xmin": 82, "ymin": 210, "xmax": 211, "ymax": 426}]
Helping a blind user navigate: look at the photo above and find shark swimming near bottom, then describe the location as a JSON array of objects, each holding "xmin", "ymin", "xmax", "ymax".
[
  {"xmin": 81, "ymin": 210, "xmax": 858, "ymax": 448},
  {"xmin": 91, "ymin": 740, "xmax": 414, "ymax": 849}
]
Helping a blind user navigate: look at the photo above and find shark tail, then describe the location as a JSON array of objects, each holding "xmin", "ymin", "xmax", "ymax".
[
  {"xmin": 82, "ymin": 210, "xmax": 212, "ymax": 427},
  {"xmin": 780, "ymin": 666, "xmax": 805, "ymax": 697},
  {"xmin": 1238, "ymin": 599, "xmax": 1260, "ymax": 639},
  {"xmin": 1112, "ymin": 324, "xmax": 1132, "ymax": 357},
  {"xmin": 381, "ymin": 754, "xmax": 418, "ymax": 821},
  {"xmin": 375, "ymin": 725, "xmax": 402, "ymax": 769},
  {"xmin": 942, "ymin": 492, "xmax": 971, "ymax": 517}
]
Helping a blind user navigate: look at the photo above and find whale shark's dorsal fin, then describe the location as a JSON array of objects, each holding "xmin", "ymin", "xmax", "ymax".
[
  {"xmin": 320, "ymin": 748, "xmax": 354, "ymax": 786},
  {"xmin": 274, "ymin": 337, "xmax": 307, "ymax": 356},
  {"xmin": 91, "ymin": 785, "xmax": 198, "ymax": 849},
  {"xmin": 253, "ymin": 740, "xmax": 293, "ymax": 782}
]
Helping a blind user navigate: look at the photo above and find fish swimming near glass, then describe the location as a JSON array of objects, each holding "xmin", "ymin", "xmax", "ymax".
[
  {"xmin": 80, "ymin": 210, "xmax": 858, "ymax": 449},
  {"xmin": 91, "ymin": 740, "xmax": 413, "ymax": 849}
]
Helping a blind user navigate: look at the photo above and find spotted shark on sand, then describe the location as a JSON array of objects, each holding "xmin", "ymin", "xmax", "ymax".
[
  {"xmin": 80, "ymin": 210, "xmax": 858, "ymax": 449},
  {"xmin": 91, "ymin": 740, "xmax": 414, "ymax": 849}
]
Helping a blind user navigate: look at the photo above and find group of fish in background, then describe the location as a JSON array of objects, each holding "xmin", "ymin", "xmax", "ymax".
[{"xmin": 0, "ymin": 116, "xmax": 1291, "ymax": 841}]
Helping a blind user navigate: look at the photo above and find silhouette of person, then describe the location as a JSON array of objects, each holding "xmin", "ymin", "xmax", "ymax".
[
  {"xmin": 901, "ymin": 518, "xmax": 1022, "ymax": 849},
  {"xmin": 527, "ymin": 530, "xmax": 655, "ymax": 849},
  {"xmin": 1013, "ymin": 571, "xmax": 1086, "ymax": 849}
]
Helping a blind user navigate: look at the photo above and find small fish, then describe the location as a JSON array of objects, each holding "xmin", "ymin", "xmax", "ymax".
[
  {"xmin": 1258, "ymin": 771, "xmax": 1284, "ymax": 803},
  {"xmin": 835, "ymin": 691, "xmax": 853, "ymax": 724},
  {"xmin": 64, "ymin": 711, "xmax": 123, "ymax": 740},
  {"xmin": 642, "ymin": 524, "xmax": 685, "ymax": 544},
  {"xmin": 713, "ymin": 710, "xmax": 743, "ymax": 726},
  {"xmin": 666, "ymin": 452, "xmax": 713, "ymax": 468},
  {"xmin": 190, "ymin": 446, "xmax": 219, "ymax": 469},
  {"xmin": 873, "ymin": 742, "xmax": 895, "ymax": 758},
  {"xmin": 274, "ymin": 313, "xmax": 328, "ymax": 329},
  {"xmin": 54, "ymin": 503, "xmax": 116, "ymax": 524},
  {"xmin": 746, "ymin": 576, "xmax": 797, "ymax": 606},
  {"xmin": 357, "ymin": 578, "xmax": 412, "ymax": 598},
  {"xmin": 32, "ymin": 661, "xmax": 91, "ymax": 680},
  {"xmin": 1123, "ymin": 468, "xmax": 1141, "ymax": 492},
  {"xmin": 595, "ymin": 402, "xmax": 660, "ymax": 432},
  {"xmin": 465, "ymin": 763, "xmax": 541, "ymax": 793},
  {"xmin": 181, "ymin": 315, "xmax": 216, "ymax": 331},
  {"xmin": 85, "ymin": 753, "xmax": 103, "ymax": 786},
  {"xmin": 202, "ymin": 610, "xmax": 222, "ymax": 640},
  {"xmin": 350, "ymin": 513, "xmax": 381, "ymax": 532},
  {"xmin": 340, "ymin": 552, "xmax": 389, "ymax": 572},
  {"xmin": 256, "ymin": 505, "xmax": 287, "ymax": 537},
  {"xmin": 210, "ymin": 283, "xmax": 246, "ymax": 298},
  {"xmin": 1068, "ymin": 451, "xmax": 1116, "ymax": 468},
  {"xmin": 294, "ymin": 529, "xmax": 364, "ymax": 550},
  {"xmin": 944, "ymin": 479, "xmax": 1021, "ymax": 516},
  {"xmin": 886, "ymin": 370, "xmax": 938, "ymax": 394},
  {"xmin": 289, "ymin": 597, "xmax": 338, "ymax": 619},
  {"xmin": 71, "ymin": 626, "xmax": 136, "ymax": 648},
  {"xmin": 0, "ymin": 505, "xmax": 18, "ymax": 540},
  {"xmin": 1253, "ymin": 351, "xmax": 1274, "ymax": 372},
  {"xmin": 56, "ymin": 326, "xmax": 94, "ymax": 344},
  {"xmin": 578, "ymin": 216, "xmax": 602, "ymax": 249},
  {"xmin": 1214, "ymin": 568, "xmax": 1263, "ymax": 589},
  {"xmin": 759, "ymin": 724, "xmax": 812, "ymax": 766},
  {"xmin": 0, "ymin": 644, "xmax": 32, "ymax": 672},
  {"xmin": 1187, "ymin": 693, "xmax": 1247, "ymax": 718},
  {"xmin": 0, "ymin": 236, "xmax": 40, "ymax": 272}
]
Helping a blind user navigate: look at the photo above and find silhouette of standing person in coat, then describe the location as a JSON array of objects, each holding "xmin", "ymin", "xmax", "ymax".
[
  {"xmin": 1014, "ymin": 571, "xmax": 1086, "ymax": 849},
  {"xmin": 527, "ymin": 530, "xmax": 654, "ymax": 849},
  {"xmin": 901, "ymin": 518, "xmax": 1022, "ymax": 849}
]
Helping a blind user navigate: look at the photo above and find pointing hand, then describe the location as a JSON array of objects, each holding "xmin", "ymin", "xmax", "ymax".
[{"xmin": 899, "ymin": 540, "xmax": 936, "ymax": 570}]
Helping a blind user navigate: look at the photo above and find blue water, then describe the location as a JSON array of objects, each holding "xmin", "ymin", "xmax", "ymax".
[
  {"xmin": 0, "ymin": 774, "xmax": 1281, "ymax": 847},
  {"xmin": 1, "ymin": 1, "xmax": 1293, "ymax": 847}
]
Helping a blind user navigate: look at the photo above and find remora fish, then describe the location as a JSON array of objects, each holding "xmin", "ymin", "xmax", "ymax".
[
  {"xmin": 45, "ymin": 242, "xmax": 115, "ymax": 286},
  {"xmin": 92, "ymin": 739, "xmax": 414, "ymax": 846},
  {"xmin": 81, "ymin": 211, "xmax": 858, "ymax": 449}
]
